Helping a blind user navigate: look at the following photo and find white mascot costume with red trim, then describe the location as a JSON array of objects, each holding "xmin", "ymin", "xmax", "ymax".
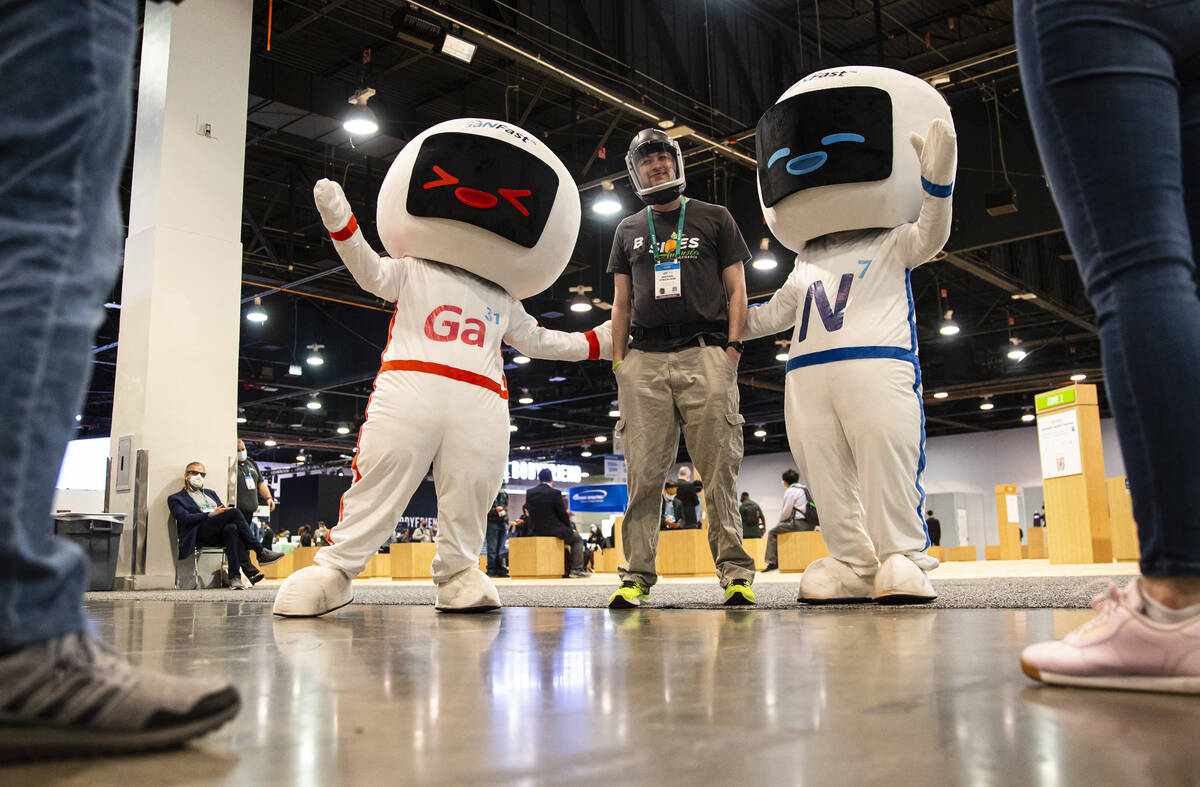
[
  {"xmin": 274, "ymin": 118, "xmax": 610, "ymax": 616},
  {"xmin": 745, "ymin": 67, "xmax": 957, "ymax": 604}
]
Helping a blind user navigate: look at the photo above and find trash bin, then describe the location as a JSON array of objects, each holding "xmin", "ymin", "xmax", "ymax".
[{"xmin": 52, "ymin": 513, "xmax": 126, "ymax": 592}]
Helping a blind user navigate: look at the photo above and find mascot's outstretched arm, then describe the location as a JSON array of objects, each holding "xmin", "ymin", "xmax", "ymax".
[
  {"xmin": 895, "ymin": 118, "xmax": 957, "ymax": 268},
  {"xmin": 744, "ymin": 266, "xmax": 803, "ymax": 341},
  {"xmin": 313, "ymin": 178, "xmax": 408, "ymax": 302},
  {"xmin": 504, "ymin": 303, "xmax": 613, "ymax": 361}
]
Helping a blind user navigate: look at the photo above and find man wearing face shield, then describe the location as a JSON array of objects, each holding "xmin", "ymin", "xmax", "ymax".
[{"xmin": 605, "ymin": 129, "xmax": 757, "ymax": 607}]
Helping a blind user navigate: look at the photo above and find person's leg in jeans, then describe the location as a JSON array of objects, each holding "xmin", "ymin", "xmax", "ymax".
[
  {"xmin": 0, "ymin": 0, "xmax": 238, "ymax": 757},
  {"xmin": 485, "ymin": 518, "xmax": 503, "ymax": 574},
  {"xmin": 1016, "ymin": 0, "xmax": 1200, "ymax": 691},
  {"xmin": 560, "ymin": 528, "xmax": 586, "ymax": 574}
]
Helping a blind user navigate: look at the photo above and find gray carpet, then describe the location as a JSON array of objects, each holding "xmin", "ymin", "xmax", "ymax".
[{"xmin": 85, "ymin": 575, "xmax": 1126, "ymax": 610}]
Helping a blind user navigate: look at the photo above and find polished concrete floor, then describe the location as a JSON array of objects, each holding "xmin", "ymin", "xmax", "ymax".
[{"xmin": 5, "ymin": 601, "xmax": 1200, "ymax": 786}]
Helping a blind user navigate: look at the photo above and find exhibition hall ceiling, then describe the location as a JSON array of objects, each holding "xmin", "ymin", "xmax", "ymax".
[{"xmin": 84, "ymin": 0, "xmax": 1101, "ymax": 470}]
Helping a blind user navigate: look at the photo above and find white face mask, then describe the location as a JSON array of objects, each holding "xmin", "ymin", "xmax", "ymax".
[
  {"xmin": 188, "ymin": 473, "xmax": 205, "ymax": 489},
  {"xmin": 237, "ymin": 450, "xmax": 248, "ymax": 461}
]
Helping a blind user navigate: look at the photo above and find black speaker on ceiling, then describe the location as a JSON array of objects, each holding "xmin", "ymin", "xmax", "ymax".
[{"xmin": 985, "ymin": 184, "xmax": 1019, "ymax": 216}]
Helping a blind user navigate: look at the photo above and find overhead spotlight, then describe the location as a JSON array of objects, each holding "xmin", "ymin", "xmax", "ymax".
[
  {"xmin": 932, "ymin": 391, "xmax": 949, "ymax": 399},
  {"xmin": 568, "ymin": 285, "xmax": 594, "ymax": 312},
  {"xmin": 336, "ymin": 425, "xmax": 351, "ymax": 435},
  {"xmin": 288, "ymin": 364, "xmax": 303, "ymax": 377},
  {"xmin": 775, "ymin": 351, "xmax": 789, "ymax": 362},
  {"xmin": 264, "ymin": 439, "xmax": 277, "ymax": 447},
  {"xmin": 930, "ymin": 73, "xmax": 951, "ymax": 87},
  {"xmin": 665, "ymin": 125, "xmax": 694, "ymax": 140},
  {"xmin": 74, "ymin": 414, "xmax": 82, "ymax": 422},
  {"xmin": 518, "ymin": 389, "xmax": 534, "ymax": 404},
  {"xmin": 657, "ymin": 119, "xmax": 676, "ymax": 130},
  {"xmin": 236, "ymin": 416, "xmax": 248, "ymax": 424},
  {"xmin": 1070, "ymin": 373, "xmax": 1087, "ymax": 382},
  {"xmin": 939, "ymin": 309, "xmax": 960, "ymax": 336},
  {"xmin": 513, "ymin": 355, "xmax": 531, "ymax": 365},
  {"xmin": 581, "ymin": 471, "xmax": 590, "ymax": 478},
  {"xmin": 246, "ymin": 297, "xmax": 268, "ymax": 323},
  {"xmin": 344, "ymin": 88, "xmax": 379, "ymax": 136},
  {"xmin": 441, "ymin": 32, "xmax": 476, "ymax": 63},
  {"xmin": 1021, "ymin": 412, "xmax": 1036, "ymax": 423},
  {"xmin": 594, "ymin": 435, "xmax": 607, "ymax": 443},
  {"xmin": 580, "ymin": 450, "xmax": 592, "ymax": 457},
  {"xmin": 296, "ymin": 454, "xmax": 307, "ymax": 463},
  {"xmin": 306, "ymin": 344, "xmax": 325, "ymax": 366},
  {"xmin": 751, "ymin": 237, "xmax": 777, "ymax": 270},
  {"xmin": 608, "ymin": 410, "xmax": 620, "ymax": 418},
  {"xmin": 593, "ymin": 181, "xmax": 622, "ymax": 216},
  {"xmin": 980, "ymin": 398, "xmax": 994, "ymax": 411},
  {"xmin": 509, "ymin": 423, "xmax": 518, "ymax": 432},
  {"xmin": 1006, "ymin": 337, "xmax": 1027, "ymax": 362},
  {"xmin": 549, "ymin": 376, "xmax": 566, "ymax": 383},
  {"xmin": 307, "ymin": 396, "xmax": 322, "ymax": 410},
  {"xmin": 753, "ymin": 428, "xmax": 767, "ymax": 438}
]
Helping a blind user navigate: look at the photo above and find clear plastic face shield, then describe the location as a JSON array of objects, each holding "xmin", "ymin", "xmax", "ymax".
[{"xmin": 625, "ymin": 130, "xmax": 686, "ymax": 205}]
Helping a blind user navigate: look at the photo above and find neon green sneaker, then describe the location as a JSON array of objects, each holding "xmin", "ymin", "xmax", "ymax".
[
  {"xmin": 608, "ymin": 581, "xmax": 649, "ymax": 608},
  {"xmin": 724, "ymin": 579, "xmax": 756, "ymax": 606}
]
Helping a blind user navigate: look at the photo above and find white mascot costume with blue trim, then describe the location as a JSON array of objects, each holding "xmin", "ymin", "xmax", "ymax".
[
  {"xmin": 745, "ymin": 67, "xmax": 956, "ymax": 603},
  {"xmin": 274, "ymin": 118, "xmax": 611, "ymax": 616}
]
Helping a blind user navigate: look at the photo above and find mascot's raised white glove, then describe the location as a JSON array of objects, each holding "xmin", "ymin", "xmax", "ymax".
[
  {"xmin": 313, "ymin": 178, "xmax": 354, "ymax": 234},
  {"xmin": 909, "ymin": 118, "xmax": 957, "ymax": 189}
]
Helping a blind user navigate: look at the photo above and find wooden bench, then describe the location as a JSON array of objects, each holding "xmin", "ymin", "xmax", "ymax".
[
  {"xmin": 593, "ymin": 547, "xmax": 621, "ymax": 573},
  {"xmin": 777, "ymin": 530, "xmax": 830, "ymax": 573},
  {"xmin": 655, "ymin": 528, "xmax": 715, "ymax": 578},
  {"xmin": 252, "ymin": 550, "xmax": 294, "ymax": 579},
  {"xmin": 985, "ymin": 545, "xmax": 1001, "ymax": 561},
  {"xmin": 390, "ymin": 542, "xmax": 438, "ymax": 580},
  {"xmin": 291, "ymin": 546, "xmax": 319, "ymax": 571},
  {"xmin": 945, "ymin": 545, "xmax": 977, "ymax": 561},
  {"xmin": 1026, "ymin": 526, "xmax": 1049, "ymax": 559},
  {"xmin": 743, "ymin": 537, "xmax": 768, "ymax": 571},
  {"xmin": 508, "ymin": 537, "xmax": 565, "ymax": 579}
]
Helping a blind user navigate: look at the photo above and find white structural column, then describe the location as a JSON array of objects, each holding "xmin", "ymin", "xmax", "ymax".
[{"xmin": 109, "ymin": 0, "xmax": 253, "ymax": 588}]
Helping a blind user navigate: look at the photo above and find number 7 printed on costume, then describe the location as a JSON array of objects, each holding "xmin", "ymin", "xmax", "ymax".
[{"xmin": 745, "ymin": 67, "xmax": 957, "ymax": 604}]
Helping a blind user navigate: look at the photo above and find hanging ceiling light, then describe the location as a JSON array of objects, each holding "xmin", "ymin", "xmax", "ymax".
[
  {"xmin": 580, "ymin": 450, "xmax": 592, "ymax": 457},
  {"xmin": 594, "ymin": 435, "xmax": 607, "ymax": 442},
  {"xmin": 932, "ymin": 391, "xmax": 949, "ymax": 399},
  {"xmin": 344, "ymin": 87, "xmax": 379, "ymax": 136},
  {"xmin": 518, "ymin": 390, "xmax": 534, "ymax": 404},
  {"xmin": 939, "ymin": 309, "xmax": 960, "ymax": 336},
  {"xmin": 1021, "ymin": 412, "xmax": 1036, "ymax": 423},
  {"xmin": 568, "ymin": 285, "xmax": 594, "ymax": 312},
  {"xmin": 753, "ymin": 428, "xmax": 767, "ymax": 438},
  {"xmin": 1007, "ymin": 337, "xmax": 1027, "ymax": 362},
  {"xmin": 236, "ymin": 415, "xmax": 247, "ymax": 424},
  {"xmin": 608, "ymin": 409, "xmax": 620, "ymax": 418},
  {"xmin": 307, "ymin": 396, "xmax": 322, "ymax": 410},
  {"xmin": 513, "ymin": 354, "xmax": 531, "ymax": 365},
  {"xmin": 264, "ymin": 439, "xmax": 277, "ymax": 447},
  {"xmin": 306, "ymin": 343, "xmax": 325, "ymax": 366},
  {"xmin": 980, "ymin": 398, "xmax": 995, "ymax": 411},
  {"xmin": 246, "ymin": 297, "xmax": 268, "ymax": 324},
  {"xmin": 509, "ymin": 423, "xmax": 518, "ymax": 432},
  {"xmin": 1070, "ymin": 373, "xmax": 1087, "ymax": 382},
  {"xmin": 593, "ymin": 181, "xmax": 622, "ymax": 216},
  {"xmin": 751, "ymin": 237, "xmax": 777, "ymax": 270},
  {"xmin": 336, "ymin": 425, "xmax": 351, "ymax": 435},
  {"xmin": 288, "ymin": 364, "xmax": 303, "ymax": 377}
]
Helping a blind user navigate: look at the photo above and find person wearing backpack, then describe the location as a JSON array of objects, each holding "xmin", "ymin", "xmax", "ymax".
[{"xmin": 763, "ymin": 469, "xmax": 812, "ymax": 571}]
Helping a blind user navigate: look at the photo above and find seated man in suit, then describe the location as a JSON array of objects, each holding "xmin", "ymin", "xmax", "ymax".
[
  {"xmin": 167, "ymin": 461, "xmax": 284, "ymax": 588},
  {"xmin": 525, "ymin": 468, "xmax": 588, "ymax": 577}
]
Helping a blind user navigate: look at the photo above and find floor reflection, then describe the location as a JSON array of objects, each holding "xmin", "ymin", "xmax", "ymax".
[{"xmin": 2, "ymin": 602, "xmax": 1197, "ymax": 785}]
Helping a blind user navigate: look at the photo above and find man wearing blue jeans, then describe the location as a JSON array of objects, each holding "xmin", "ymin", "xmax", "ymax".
[
  {"xmin": 1016, "ymin": 0, "xmax": 1200, "ymax": 693},
  {"xmin": 0, "ymin": 0, "xmax": 240, "ymax": 759}
]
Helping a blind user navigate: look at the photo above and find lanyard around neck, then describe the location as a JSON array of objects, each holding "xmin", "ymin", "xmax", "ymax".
[{"xmin": 646, "ymin": 196, "xmax": 687, "ymax": 263}]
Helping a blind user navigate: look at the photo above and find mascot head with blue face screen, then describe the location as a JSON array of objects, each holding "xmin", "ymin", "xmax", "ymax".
[
  {"xmin": 376, "ymin": 118, "xmax": 580, "ymax": 300},
  {"xmin": 756, "ymin": 66, "xmax": 954, "ymax": 250}
]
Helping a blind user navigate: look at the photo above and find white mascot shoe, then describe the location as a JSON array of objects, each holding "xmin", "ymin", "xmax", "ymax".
[
  {"xmin": 797, "ymin": 557, "xmax": 875, "ymax": 604},
  {"xmin": 873, "ymin": 554, "xmax": 937, "ymax": 605},
  {"xmin": 435, "ymin": 567, "xmax": 501, "ymax": 613},
  {"xmin": 273, "ymin": 565, "xmax": 354, "ymax": 617}
]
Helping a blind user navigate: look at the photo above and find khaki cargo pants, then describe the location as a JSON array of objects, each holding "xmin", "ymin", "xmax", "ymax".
[{"xmin": 614, "ymin": 342, "xmax": 755, "ymax": 588}]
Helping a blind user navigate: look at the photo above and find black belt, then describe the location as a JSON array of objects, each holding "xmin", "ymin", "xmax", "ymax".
[{"xmin": 630, "ymin": 322, "xmax": 727, "ymax": 343}]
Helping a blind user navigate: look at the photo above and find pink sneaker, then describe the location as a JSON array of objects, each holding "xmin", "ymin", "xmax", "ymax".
[{"xmin": 1021, "ymin": 579, "xmax": 1200, "ymax": 694}]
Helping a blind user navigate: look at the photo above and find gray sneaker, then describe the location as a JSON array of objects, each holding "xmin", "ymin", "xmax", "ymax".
[
  {"xmin": 258, "ymin": 549, "xmax": 285, "ymax": 566},
  {"xmin": 0, "ymin": 631, "xmax": 240, "ymax": 762}
]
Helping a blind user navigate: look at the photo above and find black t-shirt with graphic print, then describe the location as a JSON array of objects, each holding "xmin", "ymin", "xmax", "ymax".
[{"xmin": 606, "ymin": 198, "xmax": 751, "ymax": 352}]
